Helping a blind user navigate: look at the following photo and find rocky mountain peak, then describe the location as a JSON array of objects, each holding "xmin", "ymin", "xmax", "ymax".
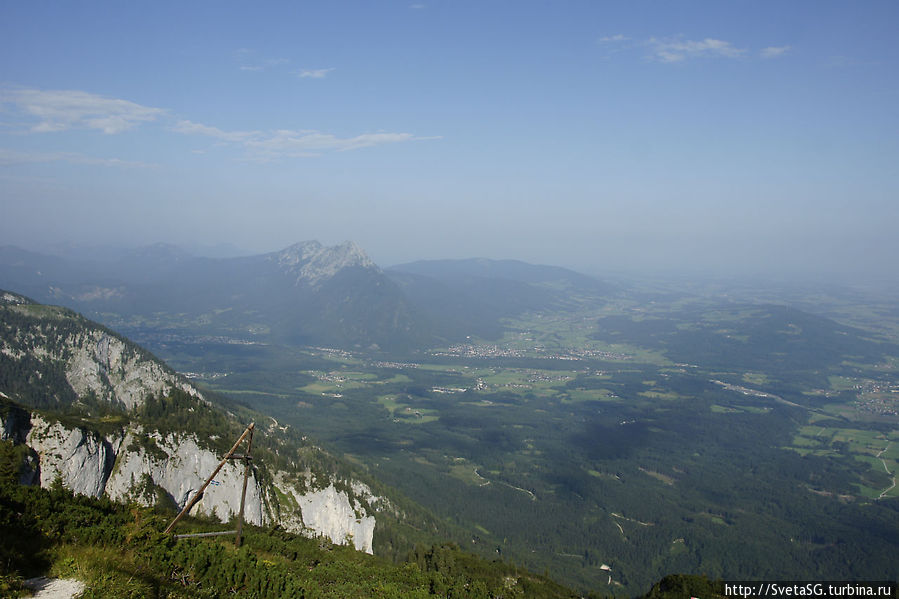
[
  {"xmin": 1, "ymin": 290, "xmax": 30, "ymax": 305},
  {"xmin": 275, "ymin": 240, "xmax": 377, "ymax": 287}
]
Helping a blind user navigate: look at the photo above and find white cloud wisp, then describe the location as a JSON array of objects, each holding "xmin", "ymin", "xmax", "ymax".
[
  {"xmin": 173, "ymin": 120, "xmax": 440, "ymax": 160},
  {"xmin": 172, "ymin": 120, "xmax": 260, "ymax": 142},
  {"xmin": 760, "ymin": 45, "xmax": 791, "ymax": 59},
  {"xmin": 0, "ymin": 86, "xmax": 439, "ymax": 162},
  {"xmin": 244, "ymin": 130, "xmax": 440, "ymax": 160},
  {"xmin": 0, "ymin": 87, "xmax": 165, "ymax": 134},
  {"xmin": 297, "ymin": 68, "xmax": 335, "ymax": 79},
  {"xmin": 647, "ymin": 37, "xmax": 746, "ymax": 63},
  {"xmin": 0, "ymin": 148, "xmax": 156, "ymax": 168}
]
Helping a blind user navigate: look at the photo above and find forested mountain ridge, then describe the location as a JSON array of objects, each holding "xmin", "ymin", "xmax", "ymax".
[
  {"xmin": 0, "ymin": 290, "xmax": 444, "ymax": 558},
  {"xmin": 0, "ymin": 289, "xmax": 201, "ymax": 410}
]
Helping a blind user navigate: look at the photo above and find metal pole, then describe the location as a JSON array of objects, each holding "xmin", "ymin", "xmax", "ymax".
[
  {"xmin": 164, "ymin": 423, "xmax": 255, "ymax": 534},
  {"xmin": 235, "ymin": 426, "xmax": 254, "ymax": 547}
]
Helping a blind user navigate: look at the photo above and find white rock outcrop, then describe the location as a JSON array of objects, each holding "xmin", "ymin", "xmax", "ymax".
[
  {"xmin": 5, "ymin": 414, "xmax": 380, "ymax": 554},
  {"xmin": 24, "ymin": 415, "xmax": 114, "ymax": 497},
  {"xmin": 64, "ymin": 331, "xmax": 202, "ymax": 410},
  {"xmin": 104, "ymin": 431, "xmax": 268, "ymax": 526},
  {"xmin": 276, "ymin": 480, "xmax": 377, "ymax": 553}
]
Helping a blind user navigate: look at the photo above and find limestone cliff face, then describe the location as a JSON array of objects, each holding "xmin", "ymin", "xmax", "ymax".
[
  {"xmin": 24, "ymin": 415, "xmax": 118, "ymax": 497},
  {"xmin": 0, "ymin": 411, "xmax": 382, "ymax": 553},
  {"xmin": 104, "ymin": 430, "xmax": 269, "ymax": 527},
  {"xmin": 271, "ymin": 472, "xmax": 379, "ymax": 553},
  {"xmin": 64, "ymin": 331, "xmax": 201, "ymax": 410},
  {"xmin": 297, "ymin": 486, "xmax": 377, "ymax": 553}
]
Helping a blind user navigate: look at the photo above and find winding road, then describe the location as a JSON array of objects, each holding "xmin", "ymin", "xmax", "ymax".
[{"xmin": 876, "ymin": 442, "xmax": 896, "ymax": 500}]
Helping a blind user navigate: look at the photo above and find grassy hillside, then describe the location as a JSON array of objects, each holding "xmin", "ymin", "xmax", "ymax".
[{"xmin": 0, "ymin": 464, "xmax": 580, "ymax": 598}]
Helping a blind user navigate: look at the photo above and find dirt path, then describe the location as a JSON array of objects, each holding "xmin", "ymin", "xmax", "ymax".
[
  {"xmin": 497, "ymin": 480, "xmax": 537, "ymax": 500},
  {"xmin": 473, "ymin": 468, "xmax": 491, "ymax": 487},
  {"xmin": 24, "ymin": 577, "xmax": 86, "ymax": 599},
  {"xmin": 876, "ymin": 442, "xmax": 896, "ymax": 500},
  {"xmin": 611, "ymin": 512, "xmax": 653, "ymax": 526},
  {"xmin": 473, "ymin": 468, "xmax": 536, "ymax": 500}
]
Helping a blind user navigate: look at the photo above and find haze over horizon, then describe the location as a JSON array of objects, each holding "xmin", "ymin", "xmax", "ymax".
[{"xmin": 1, "ymin": 1, "xmax": 897, "ymax": 282}]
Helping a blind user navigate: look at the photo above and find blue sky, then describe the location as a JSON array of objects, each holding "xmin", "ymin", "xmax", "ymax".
[{"xmin": 1, "ymin": 1, "xmax": 897, "ymax": 280}]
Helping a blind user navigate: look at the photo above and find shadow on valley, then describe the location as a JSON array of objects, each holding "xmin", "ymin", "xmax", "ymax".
[
  {"xmin": 572, "ymin": 419, "xmax": 651, "ymax": 460},
  {"xmin": 593, "ymin": 304, "xmax": 898, "ymax": 375}
]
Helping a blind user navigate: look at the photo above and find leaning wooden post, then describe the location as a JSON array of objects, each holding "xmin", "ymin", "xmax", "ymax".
[
  {"xmin": 164, "ymin": 423, "xmax": 255, "ymax": 535},
  {"xmin": 235, "ymin": 425, "xmax": 254, "ymax": 547}
]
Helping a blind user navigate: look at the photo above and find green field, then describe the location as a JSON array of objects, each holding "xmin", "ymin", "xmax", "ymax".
[{"xmin": 788, "ymin": 425, "xmax": 898, "ymax": 498}]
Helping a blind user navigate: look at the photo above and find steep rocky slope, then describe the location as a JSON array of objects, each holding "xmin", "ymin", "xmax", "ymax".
[{"xmin": 0, "ymin": 290, "xmax": 389, "ymax": 553}]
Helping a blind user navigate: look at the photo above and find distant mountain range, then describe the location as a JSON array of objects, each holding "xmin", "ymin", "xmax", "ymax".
[{"xmin": 0, "ymin": 241, "xmax": 612, "ymax": 351}]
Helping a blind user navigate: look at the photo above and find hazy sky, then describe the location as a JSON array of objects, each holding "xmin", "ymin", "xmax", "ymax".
[{"xmin": 1, "ymin": 1, "xmax": 897, "ymax": 279}]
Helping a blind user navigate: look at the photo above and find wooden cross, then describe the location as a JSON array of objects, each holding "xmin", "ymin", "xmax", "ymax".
[{"xmin": 163, "ymin": 423, "xmax": 255, "ymax": 547}]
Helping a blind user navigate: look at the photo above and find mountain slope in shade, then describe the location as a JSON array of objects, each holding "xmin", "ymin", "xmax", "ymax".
[
  {"xmin": 386, "ymin": 257, "xmax": 614, "ymax": 340},
  {"xmin": 389, "ymin": 257, "xmax": 610, "ymax": 291}
]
